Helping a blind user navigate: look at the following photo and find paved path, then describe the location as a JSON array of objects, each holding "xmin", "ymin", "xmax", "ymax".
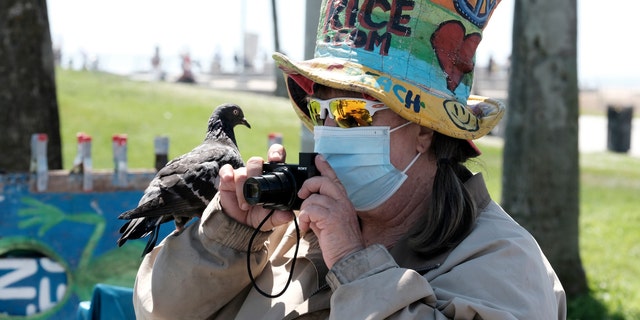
[
  {"xmin": 479, "ymin": 116, "xmax": 639, "ymax": 158},
  {"xmin": 579, "ymin": 115, "xmax": 639, "ymax": 157}
]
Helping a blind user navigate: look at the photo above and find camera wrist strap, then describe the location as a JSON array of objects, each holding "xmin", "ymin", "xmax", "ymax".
[{"xmin": 246, "ymin": 209, "xmax": 300, "ymax": 298}]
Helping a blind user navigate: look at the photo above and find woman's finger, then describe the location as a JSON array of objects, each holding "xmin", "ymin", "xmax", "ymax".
[
  {"xmin": 267, "ymin": 143, "xmax": 286, "ymax": 163},
  {"xmin": 298, "ymin": 154, "xmax": 348, "ymax": 201},
  {"xmin": 237, "ymin": 156, "xmax": 264, "ymax": 211}
]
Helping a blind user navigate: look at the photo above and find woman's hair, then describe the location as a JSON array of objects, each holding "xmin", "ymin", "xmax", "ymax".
[{"xmin": 407, "ymin": 132, "xmax": 478, "ymax": 257}]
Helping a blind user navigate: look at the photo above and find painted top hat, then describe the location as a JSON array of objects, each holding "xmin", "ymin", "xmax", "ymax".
[{"xmin": 274, "ymin": 0, "xmax": 505, "ymax": 142}]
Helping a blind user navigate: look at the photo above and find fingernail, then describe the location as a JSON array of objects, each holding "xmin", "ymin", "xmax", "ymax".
[{"xmin": 269, "ymin": 151, "xmax": 282, "ymax": 159}]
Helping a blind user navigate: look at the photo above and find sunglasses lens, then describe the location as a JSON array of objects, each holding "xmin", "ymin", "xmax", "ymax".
[
  {"xmin": 308, "ymin": 99, "xmax": 376, "ymax": 128},
  {"xmin": 331, "ymin": 100, "xmax": 373, "ymax": 128},
  {"xmin": 308, "ymin": 100, "xmax": 323, "ymax": 126}
]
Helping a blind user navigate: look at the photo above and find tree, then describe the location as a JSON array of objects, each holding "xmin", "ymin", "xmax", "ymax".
[
  {"xmin": 271, "ymin": 0, "xmax": 287, "ymax": 98},
  {"xmin": 270, "ymin": 0, "xmax": 322, "ymax": 99},
  {"xmin": 304, "ymin": 0, "xmax": 321, "ymax": 60},
  {"xmin": 502, "ymin": 0, "xmax": 587, "ymax": 296},
  {"xmin": 0, "ymin": 0, "xmax": 61, "ymax": 172}
]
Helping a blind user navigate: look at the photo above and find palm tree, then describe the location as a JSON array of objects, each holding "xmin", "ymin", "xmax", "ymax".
[
  {"xmin": 502, "ymin": 0, "xmax": 587, "ymax": 296},
  {"xmin": 0, "ymin": 0, "xmax": 62, "ymax": 172},
  {"xmin": 271, "ymin": 0, "xmax": 288, "ymax": 97}
]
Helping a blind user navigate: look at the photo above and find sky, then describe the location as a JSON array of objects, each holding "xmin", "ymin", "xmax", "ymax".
[{"xmin": 46, "ymin": 0, "xmax": 639, "ymax": 89}]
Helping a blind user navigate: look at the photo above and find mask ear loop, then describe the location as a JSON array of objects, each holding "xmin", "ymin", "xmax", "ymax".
[
  {"xmin": 247, "ymin": 209, "xmax": 300, "ymax": 298},
  {"xmin": 389, "ymin": 121, "xmax": 421, "ymax": 174},
  {"xmin": 402, "ymin": 152, "xmax": 421, "ymax": 174},
  {"xmin": 389, "ymin": 121, "xmax": 413, "ymax": 133}
]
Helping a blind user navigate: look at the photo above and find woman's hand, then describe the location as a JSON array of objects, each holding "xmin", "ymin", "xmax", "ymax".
[
  {"xmin": 218, "ymin": 144, "xmax": 294, "ymax": 231},
  {"xmin": 297, "ymin": 155, "xmax": 365, "ymax": 269}
]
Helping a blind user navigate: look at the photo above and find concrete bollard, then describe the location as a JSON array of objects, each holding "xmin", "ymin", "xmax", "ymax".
[
  {"xmin": 30, "ymin": 133, "xmax": 49, "ymax": 192},
  {"xmin": 268, "ymin": 132, "xmax": 283, "ymax": 149},
  {"xmin": 154, "ymin": 136, "xmax": 169, "ymax": 172},
  {"xmin": 112, "ymin": 134, "xmax": 129, "ymax": 187},
  {"xmin": 70, "ymin": 132, "xmax": 93, "ymax": 191}
]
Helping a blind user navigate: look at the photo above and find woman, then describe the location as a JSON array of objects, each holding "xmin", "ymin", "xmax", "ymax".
[{"xmin": 133, "ymin": 0, "xmax": 566, "ymax": 318}]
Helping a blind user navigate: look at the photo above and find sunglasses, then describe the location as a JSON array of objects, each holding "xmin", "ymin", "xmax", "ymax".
[{"xmin": 307, "ymin": 98, "xmax": 389, "ymax": 128}]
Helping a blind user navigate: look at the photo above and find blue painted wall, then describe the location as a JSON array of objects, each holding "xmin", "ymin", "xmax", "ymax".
[{"xmin": 0, "ymin": 173, "xmax": 174, "ymax": 319}]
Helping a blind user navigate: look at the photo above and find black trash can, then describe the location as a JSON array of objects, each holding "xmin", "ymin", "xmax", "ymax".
[{"xmin": 607, "ymin": 105, "xmax": 634, "ymax": 153}]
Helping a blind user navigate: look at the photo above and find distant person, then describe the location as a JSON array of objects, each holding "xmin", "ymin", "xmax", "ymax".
[
  {"xmin": 151, "ymin": 45, "xmax": 165, "ymax": 81},
  {"xmin": 177, "ymin": 51, "xmax": 196, "ymax": 84},
  {"xmin": 487, "ymin": 55, "xmax": 496, "ymax": 76},
  {"xmin": 133, "ymin": 0, "xmax": 566, "ymax": 319},
  {"xmin": 210, "ymin": 50, "xmax": 222, "ymax": 74},
  {"xmin": 53, "ymin": 45, "xmax": 62, "ymax": 67},
  {"xmin": 80, "ymin": 50, "xmax": 88, "ymax": 70},
  {"xmin": 233, "ymin": 52, "xmax": 241, "ymax": 73}
]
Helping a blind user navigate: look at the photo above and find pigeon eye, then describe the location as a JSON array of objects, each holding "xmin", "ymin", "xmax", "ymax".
[{"xmin": 233, "ymin": 109, "xmax": 239, "ymax": 116}]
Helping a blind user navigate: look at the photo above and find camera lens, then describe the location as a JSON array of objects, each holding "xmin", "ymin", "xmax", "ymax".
[
  {"xmin": 243, "ymin": 170, "xmax": 297, "ymax": 210},
  {"xmin": 243, "ymin": 181, "xmax": 261, "ymax": 201}
]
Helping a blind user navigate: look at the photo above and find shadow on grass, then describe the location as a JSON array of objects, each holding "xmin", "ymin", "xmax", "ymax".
[{"xmin": 568, "ymin": 292, "xmax": 627, "ymax": 320}]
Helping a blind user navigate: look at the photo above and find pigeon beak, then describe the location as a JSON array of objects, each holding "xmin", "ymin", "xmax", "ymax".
[{"xmin": 242, "ymin": 118, "xmax": 251, "ymax": 129}]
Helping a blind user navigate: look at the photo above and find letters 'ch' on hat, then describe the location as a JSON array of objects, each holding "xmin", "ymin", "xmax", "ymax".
[{"xmin": 273, "ymin": 0, "xmax": 506, "ymax": 141}]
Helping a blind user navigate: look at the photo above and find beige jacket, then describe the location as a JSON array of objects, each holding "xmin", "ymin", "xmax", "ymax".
[{"xmin": 133, "ymin": 174, "xmax": 566, "ymax": 319}]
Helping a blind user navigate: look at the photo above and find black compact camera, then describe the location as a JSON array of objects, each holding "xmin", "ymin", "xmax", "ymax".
[{"xmin": 243, "ymin": 152, "xmax": 319, "ymax": 211}]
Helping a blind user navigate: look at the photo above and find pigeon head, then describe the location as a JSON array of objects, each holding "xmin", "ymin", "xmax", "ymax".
[{"xmin": 207, "ymin": 103, "xmax": 251, "ymax": 145}]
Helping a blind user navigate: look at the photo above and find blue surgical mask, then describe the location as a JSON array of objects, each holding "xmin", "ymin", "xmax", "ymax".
[{"xmin": 313, "ymin": 123, "xmax": 420, "ymax": 211}]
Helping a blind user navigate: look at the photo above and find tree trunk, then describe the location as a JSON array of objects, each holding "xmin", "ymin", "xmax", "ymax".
[
  {"xmin": 271, "ymin": 0, "xmax": 288, "ymax": 98},
  {"xmin": 304, "ymin": 0, "xmax": 321, "ymax": 60},
  {"xmin": 0, "ymin": 0, "xmax": 61, "ymax": 172},
  {"xmin": 502, "ymin": 0, "xmax": 587, "ymax": 296}
]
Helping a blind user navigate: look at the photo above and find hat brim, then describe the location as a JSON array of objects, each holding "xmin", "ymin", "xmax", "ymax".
[{"xmin": 273, "ymin": 52, "xmax": 505, "ymax": 141}]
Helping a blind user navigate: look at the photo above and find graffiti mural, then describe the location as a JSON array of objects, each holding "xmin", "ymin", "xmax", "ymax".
[
  {"xmin": 0, "ymin": 173, "xmax": 173, "ymax": 319},
  {"xmin": 0, "ymin": 257, "xmax": 67, "ymax": 316}
]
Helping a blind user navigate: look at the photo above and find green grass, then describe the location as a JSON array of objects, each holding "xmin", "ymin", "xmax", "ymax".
[
  {"xmin": 470, "ymin": 143, "xmax": 640, "ymax": 319},
  {"xmin": 571, "ymin": 153, "xmax": 640, "ymax": 319},
  {"xmin": 56, "ymin": 69, "xmax": 302, "ymax": 170},
  {"xmin": 56, "ymin": 69, "xmax": 640, "ymax": 319}
]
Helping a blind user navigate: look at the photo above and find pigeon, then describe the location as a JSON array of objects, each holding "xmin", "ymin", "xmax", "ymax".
[{"xmin": 117, "ymin": 103, "xmax": 251, "ymax": 256}]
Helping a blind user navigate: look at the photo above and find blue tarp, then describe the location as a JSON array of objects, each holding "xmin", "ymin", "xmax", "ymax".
[{"xmin": 76, "ymin": 284, "xmax": 135, "ymax": 320}]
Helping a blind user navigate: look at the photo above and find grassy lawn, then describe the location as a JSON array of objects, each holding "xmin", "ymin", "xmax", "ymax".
[
  {"xmin": 56, "ymin": 69, "xmax": 302, "ymax": 170},
  {"xmin": 471, "ymin": 143, "xmax": 640, "ymax": 319},
  {"xmin": 56, "ymin": 69, "xmax": 640, "ymax": 319}
]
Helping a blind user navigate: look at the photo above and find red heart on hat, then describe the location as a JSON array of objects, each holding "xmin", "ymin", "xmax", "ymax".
[{"xmin": 431, "ymin": 21, "xmax": 481, "ymax": 92}]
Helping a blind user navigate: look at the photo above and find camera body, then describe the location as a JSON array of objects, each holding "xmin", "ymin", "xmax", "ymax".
[{"xmin": 243, "ymin": 153, "xmax": 319, "ymax": 211}]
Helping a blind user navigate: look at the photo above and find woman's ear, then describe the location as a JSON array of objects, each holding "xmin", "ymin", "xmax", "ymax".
[{"xmin": 416, "ymin": 126, "xmax": 434, "ymax": 154}]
